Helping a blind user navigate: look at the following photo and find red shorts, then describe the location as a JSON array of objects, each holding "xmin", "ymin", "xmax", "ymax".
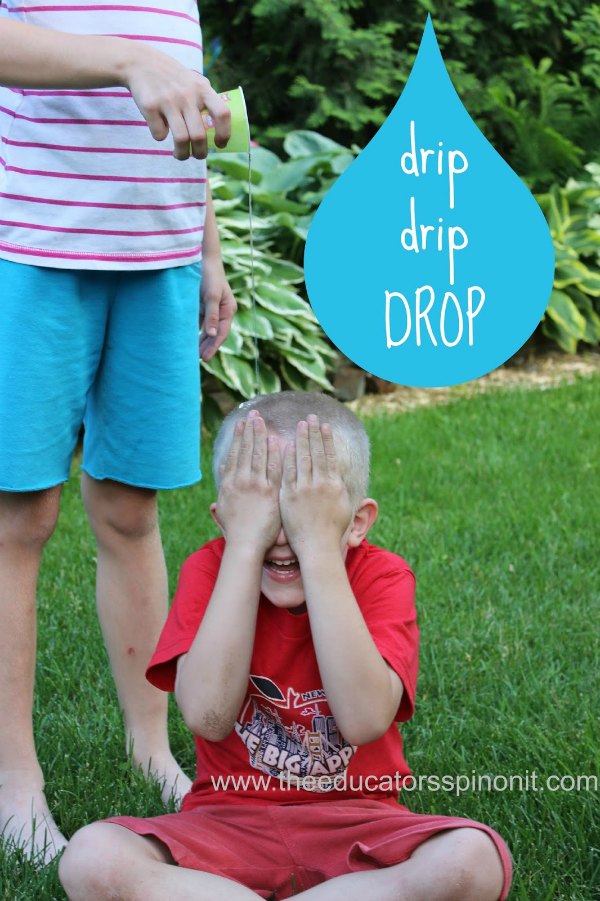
[{"xmin": 107, "ymin": 799, "xmax": 512, "ymax": 900}]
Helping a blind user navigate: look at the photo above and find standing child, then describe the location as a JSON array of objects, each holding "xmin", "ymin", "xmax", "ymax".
[
  {"xmin": 0, "ymin": 2, "xmax": 235, "ymax": 863},
  {"xmin": 59, "ymin": 392, "xmax": 512, "ymax": 900}
]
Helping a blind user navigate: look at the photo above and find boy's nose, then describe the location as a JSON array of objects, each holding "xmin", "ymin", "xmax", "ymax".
[{"xmin": 274, "ymin": 526, "xmax": 288, "ymax": 546}]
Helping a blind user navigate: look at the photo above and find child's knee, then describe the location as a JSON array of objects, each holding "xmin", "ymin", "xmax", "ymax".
[
  {"xmin": 59, "ymin": 823, "xmax": 109, "ymax": 897},
  {"xmin": 445, "ymin": 828, "xmax": 505, "ymax": 901},
  {"xmin": 406, "ymin": 826, "xmax": 505, "ymax": 901},
  {"xmin": 82, "ymin": 476, "xmax": 158, "ymax": 543},
  {"xmin": 59, "ymin": 823, "xmax": 130, "ymax": 898},
  {"xmin": 0, "ymin": 486, "xmax": 61, "ymax": 549}
]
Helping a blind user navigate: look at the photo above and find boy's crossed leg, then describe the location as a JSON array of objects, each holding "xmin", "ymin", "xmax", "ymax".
[
  {"xmin": 59, "ymin": 821, "xmax": 505, "ymax": 901},
  {"xmin": 293, "ymin": 829, "xmax": 504, "ymax": 901},
  {"xmin": 60, "ymin": 823, "xmax": 259, "ymax": 901}
]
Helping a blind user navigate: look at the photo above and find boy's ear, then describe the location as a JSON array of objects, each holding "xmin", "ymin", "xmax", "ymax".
[
  {"xmin": 347, "ymin": 498, "xmax": 378, "ymax": 548},
  {"xmin": 209, "ymin": 502, "xmax": 223, "ymax": 533}
]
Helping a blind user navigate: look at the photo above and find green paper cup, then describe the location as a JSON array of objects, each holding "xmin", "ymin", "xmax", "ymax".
[{"xmin": 202, "ymin": 86, "xmax": 250, "ymax": 153}]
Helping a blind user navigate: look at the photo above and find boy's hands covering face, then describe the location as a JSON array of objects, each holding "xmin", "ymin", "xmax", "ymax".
[
  {"xmin": 216, "ymin": 412, "xmax": 282, "ymax": 553},
  {"xmin": 280, "ymin": 415, "xmax": 354, "ymax": 555}
]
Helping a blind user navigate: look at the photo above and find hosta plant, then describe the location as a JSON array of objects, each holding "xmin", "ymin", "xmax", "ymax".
[
  {"xmin": 537, "ymin": 163, "xmax": 600, "ymax": 352},
  {"xmin": 202, "ymin": 138, "xmax": 345, "ymax": 422}
]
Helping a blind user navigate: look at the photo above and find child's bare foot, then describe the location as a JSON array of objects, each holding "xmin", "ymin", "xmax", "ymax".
[
  {"xmin": 132, "ymin": 751, "xmax": 192, "ymax": 808},
  {"xmin": 0, "ymin": 783, "xmax": 67, "ymax": 866}
]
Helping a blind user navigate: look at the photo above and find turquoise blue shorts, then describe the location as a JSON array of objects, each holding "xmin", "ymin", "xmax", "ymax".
[{"xmin": 0, "ymin": 259, "xmax": 202, "ymax": 491}]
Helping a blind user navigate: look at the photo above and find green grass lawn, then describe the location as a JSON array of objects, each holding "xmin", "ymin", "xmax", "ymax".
[{"xmin": 1, "ymin": 377, "xmax": 598, "ymax": 900}]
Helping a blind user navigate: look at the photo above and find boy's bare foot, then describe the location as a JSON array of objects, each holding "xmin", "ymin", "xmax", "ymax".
[
  {"xmin": 0, "ymin": 784, "xmax": 67, "ymax": 866},
  {"xmin": 132, "ymin": 751, "xmax": 192, "ymax": 808}
]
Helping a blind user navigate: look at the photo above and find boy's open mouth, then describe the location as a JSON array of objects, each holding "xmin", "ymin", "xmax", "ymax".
[{"xmin": 264, "ymin": 556, "xmax": 301, "ymax": 583}]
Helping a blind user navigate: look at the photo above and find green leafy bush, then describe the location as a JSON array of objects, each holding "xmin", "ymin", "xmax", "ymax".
[
  {"xmin": 201, "ymin": 0, "xmax": 405, "ymax": 147},
  {"xmin": 202, "ymin": 136, "xmax": 347, "ymax": 416},
  {"xmin": 487, "ymin": 57, "xmax": 586, "ymax": 188},
  {"xmin": 538, "ymin": 163, "xmax": 600, "ymax": 352},
  {"xmin": 200, "ymin": 0, "xmax": 600, "ymax": 191}
]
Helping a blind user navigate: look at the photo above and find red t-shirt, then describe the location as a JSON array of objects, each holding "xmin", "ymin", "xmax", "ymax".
[{"xmin": 147, "ymin": 538, "xmax": 418, "ymax": 809}]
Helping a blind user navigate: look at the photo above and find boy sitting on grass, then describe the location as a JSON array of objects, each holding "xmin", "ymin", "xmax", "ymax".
[{"xmin": 59, "ymin": 391, "xmax": 512, "ymax": 901}]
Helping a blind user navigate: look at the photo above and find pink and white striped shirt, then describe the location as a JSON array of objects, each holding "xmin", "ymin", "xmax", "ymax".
[{"xmin": 0, "ymin": 1, "xmax": 206, "ymax": 269}]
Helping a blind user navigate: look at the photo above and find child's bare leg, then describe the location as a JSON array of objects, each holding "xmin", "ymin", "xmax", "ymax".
[
  {"xmin": 81, "ymin": 475, "xmax": 191, "ymax": 805},
  {"xmin": 0, "ymin": 487, "xmax": 67, "ymax": 863},
  {"xmin": 295, "ymin": 828, "xmax": 504, "ymax": 901},
  {"xmin": 59, "ymin": 822, "xmax": 260, "ymax": 900}
]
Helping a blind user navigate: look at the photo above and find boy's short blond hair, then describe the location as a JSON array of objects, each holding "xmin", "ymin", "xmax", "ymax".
[{"xmin": 212, "ymin": 392, "xmax": 370, "ymax": 507}]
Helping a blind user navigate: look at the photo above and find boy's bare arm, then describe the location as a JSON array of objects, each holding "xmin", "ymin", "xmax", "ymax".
[
  {"xmin": 175, "ymin": 413, "xmax": 282, "ymax": 741},
  {"xmin": 0, "ymin": 19, "xmax": 230, "ymax": 159},
  {"xmin": 280, "ymin": 416, "xmax": 403, "ymax": 746}
]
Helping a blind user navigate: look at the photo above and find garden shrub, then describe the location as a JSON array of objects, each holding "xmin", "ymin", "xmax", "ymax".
[
  {"xmin": 538, "ymin": 163, "xmax": 600, "ymax": 352},
  {"xmin": 203, "ymin": 139, "xmax": 343, "ymax": 421},
  {"xmin": 201, "ymin": 0, "xmax": 599, "ymax": 192}
]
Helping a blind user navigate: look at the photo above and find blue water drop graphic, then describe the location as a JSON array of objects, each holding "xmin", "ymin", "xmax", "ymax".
[{"xmin": 304, "ymin": 17, "xmax": 555, "ymax": 388}]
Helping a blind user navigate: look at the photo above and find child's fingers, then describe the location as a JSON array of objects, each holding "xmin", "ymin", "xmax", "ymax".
[
  {"xmin": 181, "ymin": 102, "xmax": 208, "ymax": 160},
  {"xmin": 199, "ymin": 290, "xmax": 220, "ymax": 343},
  {"xmin": 161, "ymin": 105, "xmax": 195, "ymax": 161},
  {"xmin": 222, "ymin": 419, "xmax": 245, "ymax": 476},
  {"xmin": 295, "ymin": 420, "xmax": 311, "ymax": 486},
  {"xmin": 267, "ymin": 434, "xmax": 282, "ymax": 487},
  {"xmin": 282, "ymin": 439, "xmax": 297, "ymax": 488},
  {"xmin": 321, "ymin": 422, "xmax": 339, "ymax": 476},
  {"xmin": 307, "ymin": 414, "xmax": 327, "ymax": 478},
  {"xmin": 198, "ymin": 83, "xmax": 232, "ymax": 150},
  {"xmin": 141, "ymin": 107, "xmax": 170, "ymax": 143},
  {"xmin": 250, "ymin": 414, "xmax": 268, "ymax": 477},
  {"xmin": 237, "ymin": 411, "xmax": 257, "ymax": 475}
]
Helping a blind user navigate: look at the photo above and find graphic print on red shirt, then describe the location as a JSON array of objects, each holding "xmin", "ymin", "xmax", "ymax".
[{"xmin": 235, "ymin": 675, "xmax": 357, "ymax": 792}]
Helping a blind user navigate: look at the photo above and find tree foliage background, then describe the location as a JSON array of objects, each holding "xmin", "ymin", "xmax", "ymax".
[{"xmin": 200, "ymin": 0, "xmax": 599, "ymax": 192}]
